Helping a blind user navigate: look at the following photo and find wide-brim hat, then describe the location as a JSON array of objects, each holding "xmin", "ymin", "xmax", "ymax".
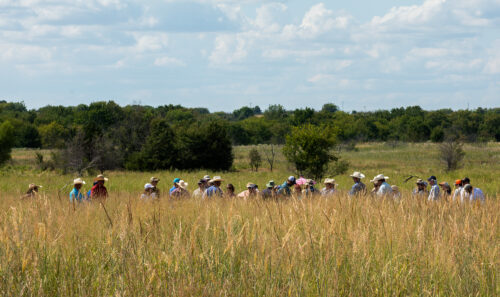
[
  {"xmin": 150, "ymin": 177, "xmax": 160, "ymax": 182},
  {"xmin": 210, "ymin": 176, "xmax": 223, "ymax": 183},
  {"xmin": 416, "ymin": 179, "xmax": 426, "ymax": 185},
  {"xmin": 350, "ymin": 172, "xmax": 365, "ymax": 179},
  {"xmin": 324, "ymin": 178, "xmax": 335, "ymax": 185},
  {"xmin": 73, "ymin": 178, "xmax": 86, "ymax": 185},
  {"xmin": 439, "ymin": 182, "xmax": 450, "ymax": 188},
  {"xmin": 266, "ymin": 180, "xmax": 275, "ymax": 188},
  {"xmin": 177, "ymin": 180, "xmax": 189, "ymax": 189},
  {"xmin": 144, "ymin": 183, "xmax": 154, "ymax": 190},
  {"xmin": 94, "ymin": 175, "xmax": 108, "ymax": 182},
  {"xmin": 391, "ymin": 185, "xmax": 399, "ymax": 191},
  {"xmin": 370, "ymin": 174, "xmax": 388, "ymax": 183},
  {"xmin": 29, "ymin": 183, "xmax": 42, "ymax": 189},
  {"xmin": 246, "ymin": 182, "xmax": 255, "ymax": 188}
]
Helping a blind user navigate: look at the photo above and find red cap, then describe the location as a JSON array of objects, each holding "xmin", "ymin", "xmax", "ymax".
[{"xmin": 454, "ymin": 179, "xmax": 462, "ymax": 185}]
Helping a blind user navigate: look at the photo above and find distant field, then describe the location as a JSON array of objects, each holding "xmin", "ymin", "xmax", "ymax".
[
  {"xmin": 0, "ymin": 143, "xmax": 498, "ymax": 296},
  {"xmin": 3, "ymin": 142, "xmax": 500, "ymax": 196}
]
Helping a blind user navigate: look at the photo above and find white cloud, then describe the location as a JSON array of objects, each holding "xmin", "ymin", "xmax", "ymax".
[
  {"xmin": 209, "ymin": 34, "xmax": 247, "ymax": 65},
  {"xmin": 154, "ymin": 56, "xmax": 185, "ymax": 67},
  {"xmin": 132, "ymin": 33, "xmax": 168, "ymax": 52}
]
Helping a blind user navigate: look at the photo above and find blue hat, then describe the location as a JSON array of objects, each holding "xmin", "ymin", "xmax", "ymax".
[
  {"xmin": 427, "ymin": 176, "xmax": 437, "ymax": 181},
  {"xmin": 288, "ymin": 176, "xmax": 296, "ymax": 184},
  {"xmin": 173, "ymin": 178, "xmax": 181, "ymax": 183}
]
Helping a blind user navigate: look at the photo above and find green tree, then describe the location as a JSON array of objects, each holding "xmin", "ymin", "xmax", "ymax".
[
  {"xmin": 248, "ymin": 148, "xmax": 261, "ymax": 171},
  {"xmin": 0, "ymin": 121, "xmax": 15, "ymax": 166},
  {"xmin": 38, "ymin": 121, "xmax": 70, "ymax": 148},
  {"xmin": 283, "ymin": 124, "xmax": 338, "ymax": 179}
]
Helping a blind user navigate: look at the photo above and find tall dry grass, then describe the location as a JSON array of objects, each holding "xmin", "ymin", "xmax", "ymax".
[{"xmin": 0, "ymin": 192, "xmax": 497, "ymax": 296}]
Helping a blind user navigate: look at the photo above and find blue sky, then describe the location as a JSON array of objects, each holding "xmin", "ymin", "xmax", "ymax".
[{"xmin": 0, "ymin": 0, "xmax": 499, "ymax": 112}]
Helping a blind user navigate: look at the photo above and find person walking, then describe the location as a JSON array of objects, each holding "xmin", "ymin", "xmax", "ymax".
[
  {"xmin": 452, "ymin": 179, "xmax": 463, "ymax": 201},
  {"xmin": 427, "ymin": 176, "xmax": 440, "ymax": 201},
  {"xmin": 91, "ymin": 175, "xmax": 108, "ymax": 200},
  {"xmin": 169, "ymin": 178, "xmax": 180, "ymax": 196},
  {"xmin": 278, "ymin": 176, "xmax": 296, "ymax": 197},
  {"xmin": 412, "ymin": 179, "xmax": 428, "ymax": 197},
  {"xmin": 203, "ymin": 176, "xmax": 224, "ymax": 199},
  {"xmin": 348, "ymin": 172, "xmax": 366, "ymax": 196},
  {"xmin": 69, "ymin": 178, "xmax": 86, "ymax": 203},
  {"xmin": 438, "ymin": 182, "xmax": 452, "ymax": 200},
  {"xmin": 371, "ymin": 174, "xmax": 392, "ymax": 197},
  {"xmin": 150, "ymin": 177, "xmax": 161, "ymax": 198},
  {"xmin": 302, "ymin": 179, "xmax": 317, "ymax": 198},
  {"xmin": 320, "ymin": 178, "xmax": 336, "ymax": 197},
  {"xmin": 171, "ymin": 180, "xmax": 190, "ymax": 199},
  {"xmin": 461, "ymin": 184, "xmax": 485, "ymax": 203},
  {"xmin": 141, "ymin": 183, "xmax": 156, "ymax": 200}
]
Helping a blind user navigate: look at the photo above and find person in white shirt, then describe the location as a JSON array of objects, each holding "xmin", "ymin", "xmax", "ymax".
[
  {"xmin": 452, "ymin": 179, "xmax": 463, "ymax": 202},
  {"xmin": 320, "ymin": 178, "xmax": 336, "ymax": 198},
  {"xmin": 461, "ymin": 184, "xmax": 485, "ymax": 203},
  {"xmin": 141, "ymin": 183, "xmax": 158, "ymax": 200},
  {"xmin": 391, "ymin": 185, "xmax": 401, "ymax": 200},
  {"xmin": 370, "ymin": 174, "xmax": 393, "ymax": 197},
  {"xmin": 460, "ymin": 177, "xmax": 471, "ymax": 202},
  {"xmin": 427, "ymin": 176, "xmax": 440, "ymax": 201}
]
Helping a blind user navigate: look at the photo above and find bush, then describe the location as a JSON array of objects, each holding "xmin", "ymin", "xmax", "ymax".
[
  {"xmin": 0, "ymin": 121, "xmax": 15, "ymax": 166},
  {"xmin": 283, "ymin": 124, "xmax": 338, "ymax": 180},
  {"xmin": 439, "ymin": 139, "xmax": 465, "ymax": 171},
  {"xmin": 248, "ymin": 148, "xmax": 261, "ymax": 171}
]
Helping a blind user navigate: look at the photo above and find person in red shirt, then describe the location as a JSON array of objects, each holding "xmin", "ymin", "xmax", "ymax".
[{"xmin": 91, "ymin": 175, "xmax": 108, "ymax": 199}]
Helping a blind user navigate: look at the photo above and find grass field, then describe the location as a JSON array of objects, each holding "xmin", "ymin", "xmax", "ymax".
[{"xmin": 0, "ymin": 143, "xmax": 498, "ymax": 296}]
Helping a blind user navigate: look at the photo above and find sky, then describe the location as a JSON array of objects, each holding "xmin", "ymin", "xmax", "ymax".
[{"xmin": 0, "ymin": 0, "xmax": 499, "ymax": 112}]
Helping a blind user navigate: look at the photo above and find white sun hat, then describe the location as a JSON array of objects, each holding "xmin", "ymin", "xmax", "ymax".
[
  {"xmin": 177, "ymin": 180, "xmax": 189, "ymax": 189},
  {"xmin": 324, "ymin": 178, "xmax": 336, "ymax": 185},
  {"xmin": 350, "ymin": 172, "xmax": 365, "ymax": 179},
  {"xmin": 209, "ymin": 176, "xmax": 223, "ymax": 183},
  {"xmin": 73, "ymin": 178, "xmax": 86, "ymax": 185},
  {"xmin": 144, "ymin": 183, "xmax": 154, "ymax": 190},
  {"xmin": 370, "ymin": 174, "xmax": 389, "ymax": 183}
]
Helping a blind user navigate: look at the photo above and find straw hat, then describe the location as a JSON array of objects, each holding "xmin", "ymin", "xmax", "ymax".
[
  {"xmin": 246, "ymin": 182, "xmax": 256, "ymax": 188},
  {"xmin": 439, "ymin": 182, "xmax": 450, "ymax": 188},
  {"xmin": 150, "ymin": 177, "xmax": 160, "ymax": 182},
  {"xmin": 324, "ymin": 178, "xmax": 335, "ymax": 185},
  {"xmin": 203, "ymin": 175, "xmax": 211, "ymax": 180},
  {"xmin": 94, "ymin": 174, "xmax": 108, "ymax": 182},
  {"xmin": 391, "ymin": 185, "xmax": 399, "ymax": 192},
  {"xmin": 28, "ymin": 183, "xmax": 42, "ymax": 189},
  {"xmin": 73, "ymin": 178, "xmax": 86, "ymax": 185},
  {"xmin": 370, "ymin": 174, "xmax": 388, "ymax": 183},
  {"xmin": 350, "ymin": 172, "xmax": 365, "ymax": 179},
  {"xmin": 210, "ymin": 176, "xmax": 223, "ymax": 183},
  {"xmin": 177, "ymin": 180, "xmax": 189, "ymax": 189}
]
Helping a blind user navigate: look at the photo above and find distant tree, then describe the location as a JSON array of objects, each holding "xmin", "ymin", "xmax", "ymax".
[
  {"xmin": 232, "ymin": 106, "xmax": 256, "ymax": 121},
  {"xmin": 439, "ymin": 139, "xmax": 465, "ymax": 171},
  {"xmin": 0, "ymin": 121, "xmax": 15, "ymax": 166},
  {"xmin": 38, "ymin": 121, "xmax": 70, "ymax": 148},
  {"xmin": 283, "ymin": 124, "xmax": 338, "ymax": 180},
  {"xmin": 321, "ymin": 103, "xmax": 339, "ymax": 113},
  {"xmin": 248, "ymin": 148, "xmax": 262, "ymax": 171},
  {"xmin": 264, "ymin": 104, "xmax": 287, "ymax": 121},
  {"xmin": 430, "ymin": 126, "xmax": 445, "ymax": 142},
  {"xmin": 290, "ymin": 108, "xmax": 315, "ymax": 126},
  {"xmin": 263, "ymin": 144, "xmax": 276, "ymax": 172}
]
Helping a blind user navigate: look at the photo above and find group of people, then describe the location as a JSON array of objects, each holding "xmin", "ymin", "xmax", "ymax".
[{"xmin": 22, "ymin": 172, "xmax": 485, "ymax": 204}]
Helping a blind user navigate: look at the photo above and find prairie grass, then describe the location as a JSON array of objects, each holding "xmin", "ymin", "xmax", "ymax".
[{"xmin": 0, "ymin": 193, "xmax": 497, "ymax": 296}]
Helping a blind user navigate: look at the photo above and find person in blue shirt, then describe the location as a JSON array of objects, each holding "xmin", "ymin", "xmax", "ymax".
[
  {"xmin": 427, "ymin": 175, "xmax": 440, "ymax": 201},
  {"xmin": 169, "ymin": 178, "xmax": 181, "ymax": 196},
  {"xmin": 70, "ymin": 178, "xmax": 86, "ymax": 203},
  {"xmin": 348, "ymin": 171, "xmax": 367, "ymax": 196},
  {"xmin": 278, "ymin": 176, "xmax": 296, "ymax": 197},
  {"xmin": 203, "ymin": 176, "xmax": 224, "ymax": 199}
]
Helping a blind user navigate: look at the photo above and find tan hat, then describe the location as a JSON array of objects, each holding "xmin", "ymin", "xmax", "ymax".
[
  {"xmin": 350, "ymin": 172, "xmax": 365, "ymax": 179},
  {"xmin": 150, "ymin": 177, "xmax": 160, "ymax": 182},
  {"xmin": 176, "ymin": 180, "xmax": 189, "ymax": 189},
  {"xmin": 416, "ymin": 179, "xmax": 427, "ymax": 185},
  {"xmin": 210, "ymin": 176, "xmax": 223, "ymax": 183},
  {"xmin": 28, "ymin": 183, "xmax": 42, "ymax": 189},
  {"xmin": 370, "ymin": 174, "xmax": 389, "ymax": 183},
  {"xmin": 246, "ymin": 182, "xmax": 255, "ymax": 188},
  {"xmin": 73, "ymin": 178, "xmax": 86, "ymax": 185},
  {"xmin": 324, "ymin": 178, "xmax": 335, "ymax": 185},
  {"xmin": 391, "ymin": 185, "xmax": 399, "ymax": 191},
  {"xmin": 94, "ymin": 174, "xmax": 108, "ymax": 182}
]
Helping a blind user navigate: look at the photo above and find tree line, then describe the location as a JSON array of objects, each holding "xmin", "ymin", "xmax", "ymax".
[{"xmin": 0, "ymin": 100, "xmax": 498, "ymax": 173}]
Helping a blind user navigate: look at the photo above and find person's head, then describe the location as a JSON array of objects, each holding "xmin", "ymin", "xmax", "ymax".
[
  {"xmin": 463, "ymin": 184, "xmax": 473, "ymax": 194},
  {"xmin": 211, "ymin": 176, "xmax": 223, "ymax": 187},
  {"xmin": 28, "ymin": 183, "xmax": 41, "ymax": 193},
  {"xmin": 416, "ymin": 179, "xmax": 427, "ymax": 190},
  {"xmin": 350, "ymin": 172, "xmax": 365, "ymax": 183},
  {"xmin": 462, "ymin": 177, "xmax": 470, "ymax": 185},
  {"xmin": 74, "ymin": 178, "xmax": 85, "ymax": 190},
  {"xmin": 427, "ymin": 176, "xmax": 437, "ymax": 186},
  {"xmin": 391, "ymin": 185, "xmax": 400, "ymax": 193},
  {"xmin": 198, "ymin": 179, "xmax": 205, "ymax": 189},
  {"xmin": 266, "ymin": 180, "xmax": 275, "ymax": 189},
  {"xmin": 150, "ymin": 177, "xmax": 160, "ymax": 187},
  {"xmin": 94, "ymin": 175, "xmax": 108, "ymax": 186},
  {"xmin": 247, "ymin": 183, "xmax": 257, "ymax": 194},
  {"xmin": 371, "ymin": 174, "xmax": 388, "ymax": 187},
  {"xmin": 439, "ymin": 182, "xmax": 451, "ymax": 193},
  {"xmin": 226, "ymin": 183, "xmax": 235, "ymax": 194},
  {"xmin": 144, "ymin": 183, "xmax": 154, "ymax": 193},
  {"xmin": 324, "ymin": 178, "xmax": 335, "ymax": 189},
  {"xmin": 173, "ymin": 178, "xmax": 180, "ymax": 187},
  {"xmin": 454, "ymin": 179, "xmax": 463, "ymax": 188},
  {"xmin": 286, "ymin": 176, "xmax": 296, "ymax": 186}
]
